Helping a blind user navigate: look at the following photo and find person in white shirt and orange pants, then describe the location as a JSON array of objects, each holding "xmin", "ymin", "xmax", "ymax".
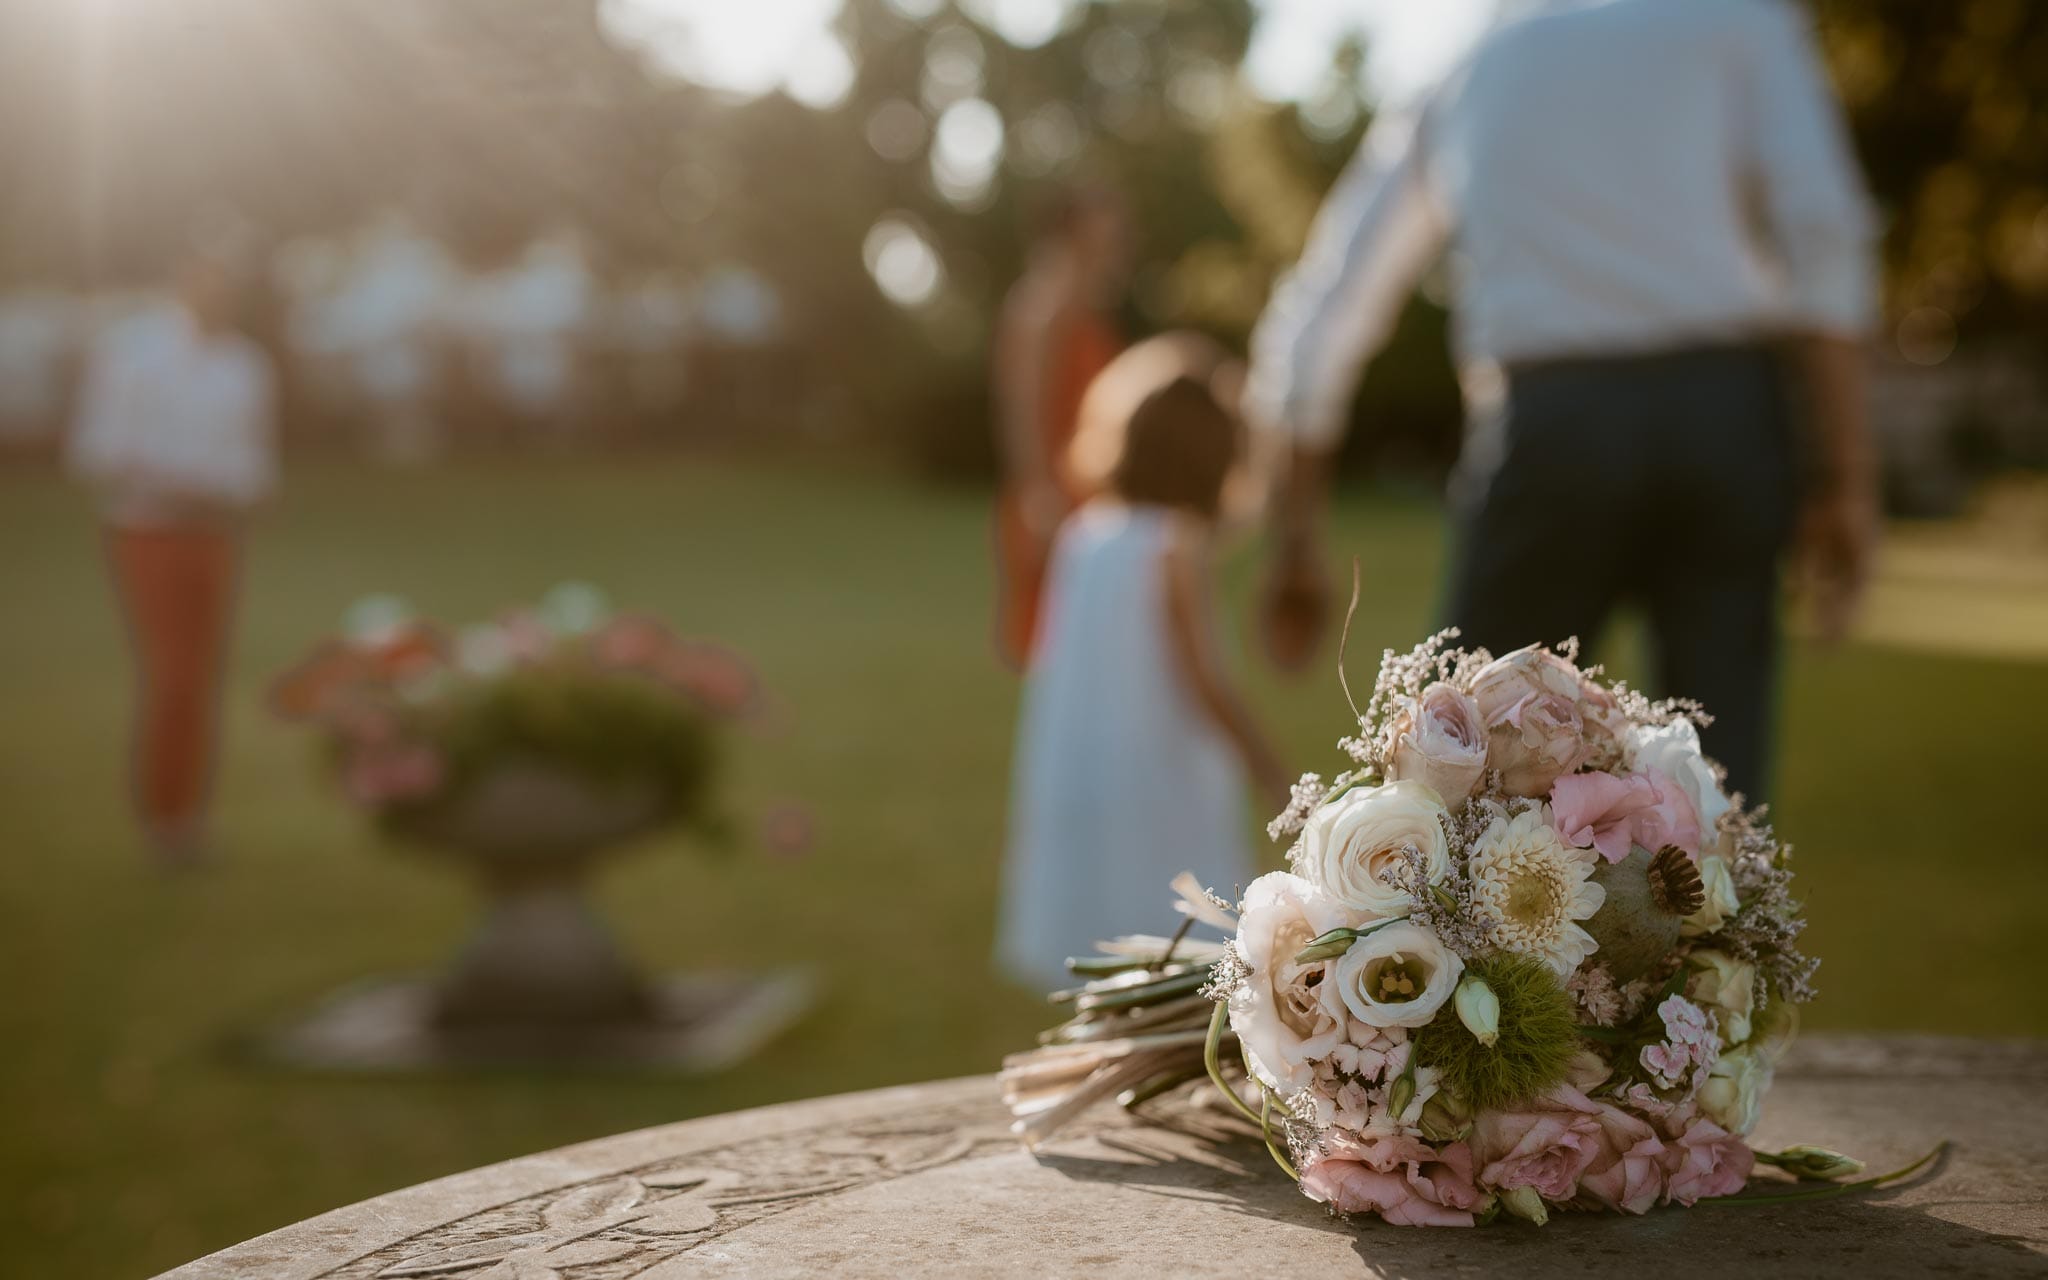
[
  {"xmin": 67, "ymin": 246, "xmax": 276, "ymax": 866},
  {"xmin": 1245, "ymin": 0, "xmax": 1880, "ymax": 803}
]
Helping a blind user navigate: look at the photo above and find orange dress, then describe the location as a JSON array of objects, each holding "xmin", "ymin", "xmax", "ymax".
[{"xmin": 995, "ymin": 308, "xmax": 1121, "ymax": 668}]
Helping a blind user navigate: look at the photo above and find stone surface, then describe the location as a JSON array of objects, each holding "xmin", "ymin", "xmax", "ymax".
[{"xmin": 162, "ymin": 1035, "xmax": 2048, "ymax": 1279}]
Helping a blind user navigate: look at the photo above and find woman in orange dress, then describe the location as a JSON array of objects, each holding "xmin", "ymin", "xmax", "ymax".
[{"xmin": 991, "ymin": 187, "xmax": 1129, "ymax": 668}]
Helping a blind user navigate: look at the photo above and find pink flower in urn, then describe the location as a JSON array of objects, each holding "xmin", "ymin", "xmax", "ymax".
[
  {"xmin": 344, "ymin": 745, "xmax": 445, "ymax": 807},
  {"xmin": 1661, "ymin": 1114, "xmax": 1755, "ymax": 1206},
  {"xmin": 1550, "ymin": 767, "xmax": 1702, "ymax": 864},
  {"xmin": 1300, "ymin": 1130, "xmax": 1483, "ymax": 1228},
  {"xmin": 1471, "ymin": 1085, "xmax": 1605, "ymax": 1202},
  {"xmin": 1470, "ymin": 645, "xmax": 1593, "ymax": 797},
  {"xmin": 659, "ymin": 645, "xmax": 761, "ymax": 718},
  {"xmin": 591, "ymin": 615, "xmax": 674, "ymax": 670},
  {"xmin": 1574, "ymin": 1103, "xmax": 1668, "ymax": 1215}
]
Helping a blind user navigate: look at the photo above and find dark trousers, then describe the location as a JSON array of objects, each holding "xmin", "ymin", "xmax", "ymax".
[{"xmin": 1443, "ymin": 346, "xmax": 1798, "ymax": 803}]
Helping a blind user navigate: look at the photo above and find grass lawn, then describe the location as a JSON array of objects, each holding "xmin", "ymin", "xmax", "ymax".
[{"xmin": 1, "ymin": 457, "xmax": 2043, "ymax": 1277}]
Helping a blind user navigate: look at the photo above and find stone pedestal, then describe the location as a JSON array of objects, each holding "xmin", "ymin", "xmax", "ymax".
[
  {"xmin": 257, "ymin": 767, "xmax": 810, "ymax": 1068},
  {"xmin": 161, "ymin": 1034, "xmax": 2046, "ymax": 1277}
]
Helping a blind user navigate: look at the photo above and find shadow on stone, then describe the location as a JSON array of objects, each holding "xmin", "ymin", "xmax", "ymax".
[{"xmin": 1035, "ymin": 1117, "xmax": 2046, "ymax": 1278}]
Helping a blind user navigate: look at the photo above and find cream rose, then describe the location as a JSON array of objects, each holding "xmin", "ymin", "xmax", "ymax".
[
  {"xmin": 1384, "ymin": 682, "xmax": 1489, "ymax": 805},
  {"xmin": 1296, "ymin": 781, "xmax": 1451, "ymax": 917},
  {"xmin": 1686, "ymin": 949, "xmax": 1757, "ymax": 1047},
  {"xmin": 1328, "ymin": 921, "xmax": 1464, "ymax": 1029},
  {"xmin": 1697, "ymin": 1045, "xmax": 1771, "ymax": 1136},
  {"xmin": 1471, "ymin": 645, "xmax": 1593, "ymax": 797},
  {"xmin": 1681, "ymin": 855, "xmax": 1740, "ymax": 938},
  {"xmin": 1626, "ymin": 717, "xmax": 1733, "ymax": 835},
  {"xmin": 1227, "ymin": 872, "xmax": 1362, "ymax": 1093}
]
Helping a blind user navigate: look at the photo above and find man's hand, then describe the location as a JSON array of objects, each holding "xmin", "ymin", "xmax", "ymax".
[
  {"xmin": 1795, "ymin": 480, "xmax": 1879, "ymax": 646},
  {"xmin": 1260, "ymin": 538, "xmax": 1331, "ymax": 673}
]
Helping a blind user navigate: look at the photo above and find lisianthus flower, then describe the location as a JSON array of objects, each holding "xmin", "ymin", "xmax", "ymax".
[
  {"xmin": 1465, "ymin": 804, "xmax": 1605, "ymax": 976},
  {"xmin": 1300, "ymin": 1130, "xmax": 1483, "ymax": 1228},
  {"xmin": 1294, "ymin": 781, "xmax": 1450, "ymax": 918},
  {"xmin": 1662, "ymin": 1114, "xmax": 1755, "ymax": 1205},
  {"xmin": 1382, "ymin": 682, "xmax": 1488, "ymax": 806},
  {"xmin": 1228, "ymin": 872, "xmax": 1362, "ymax": 1093},
  {"xmin": 1626, "ymin": 717, "xmax": 1733, "ymax": 835},
  {"xmin": 1550, "ymin": 767, "xmax": 1702, "ymax": 864},
  {"xmin": 1471, "ymin": 1084, "xmax": 1605, "ymax": 1203},
  {"xmin": 1686, "ymin": 949, "xmax": 1758, "ymax": 1047},
  {"xmin": 1327, "ymin": 921, "xmax": 1463, "ymax": 1029},
  {"xmin": 1573, "ymin": 1101, "xmax": 1668, "ymax": 1215},
  {"xmin": 1470, "ymin": 645, "xmax": 1593, "ymax": 797}
]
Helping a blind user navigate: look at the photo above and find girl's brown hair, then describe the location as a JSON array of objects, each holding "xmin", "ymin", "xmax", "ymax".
[{"xmin": 1067, "ymin": 334, "xmax": 1244, "ymax": 520}]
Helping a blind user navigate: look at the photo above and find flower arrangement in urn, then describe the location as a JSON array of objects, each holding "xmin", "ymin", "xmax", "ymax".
[
  {"xmin": 273, "ymin": 583, "xmax": 759, "ymax": 852},
  {"xmin": 1003, "ymin": 630, "xmax": 1938, "ymax": 1226}
]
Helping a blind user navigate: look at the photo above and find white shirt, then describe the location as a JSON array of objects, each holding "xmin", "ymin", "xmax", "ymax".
[
  {"xmin": 1246, "ymin": 0, "xmax": 1879, "ymax": 448},
  {"xmin": 67, "ymin": 304, "xmax": 277, "ymax": 521}
]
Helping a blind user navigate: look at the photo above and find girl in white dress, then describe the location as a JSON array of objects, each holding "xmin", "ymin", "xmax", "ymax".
[{"xmin": 997, "ymin": 336, "xmax": 1289, "ymax": 990}]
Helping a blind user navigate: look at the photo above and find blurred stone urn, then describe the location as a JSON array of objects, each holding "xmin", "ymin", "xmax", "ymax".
[{"xmin": 399, "ymin": 762, "xmax": 672, "ymax": 1032}]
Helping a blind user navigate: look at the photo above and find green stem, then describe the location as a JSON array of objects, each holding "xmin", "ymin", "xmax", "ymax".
[
  {"xmin": 1260, "ymin": 1087, "xmax": 1300, "ymax": 1182},
  {"xmin": 1203, "ymin": 1000, "xmax": 1264, "ymax": 1128},
  {"xmin": 1703, "ymin": 1141, "xmax": 1947, "ymax": 1207}
]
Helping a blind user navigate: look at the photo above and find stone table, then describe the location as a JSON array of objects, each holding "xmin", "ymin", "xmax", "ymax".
[{"xmin": 161, "ymin": 1035, "xmax": 2047, "ymax": 1278}]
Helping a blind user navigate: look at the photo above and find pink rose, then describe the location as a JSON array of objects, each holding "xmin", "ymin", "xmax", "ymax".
[
  {"xmin": 1471, "ymin": 645, "xmax": 1593, "ymax": 797},
  {"xmin": 1300, "ymin": 1131, "xmax": 1482, "ymax": 1228},
  {"xmin": 1550, "ymin": 768, "xmax": 1702, "ymax": 864},
  {"xmin": 1384, "ymin": 682, "xmax": 1489, "ymax": 804},
  {"xmin": 1471, "ymin": 1085, "xmax": 1604, "ymax": 1201},
  {"xmin": 1662, "ymin": 1114, "xmax": 1754, "ymax": 1206},
  {"xmin": 1574, "ymin": 1103, "xmax": 1668, "ymax": 1215}
]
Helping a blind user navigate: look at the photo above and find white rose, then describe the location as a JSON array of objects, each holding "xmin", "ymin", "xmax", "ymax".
[
  {"xmin": 1681, "ymin": 854, "xmax": 1740, "ymax": 938},
  {"xmin": 1328, "ymin": 921, "xmax": 1464, "ymax": 1029},
  {"xmin": 1687, "ymin": 949, "xmax": 1757, "ymax": 1047},
  {"xmin": 1626, "ymin": 718, "xmax": 1733, "ymax": 834},
  {"xmin": 1384, "ymin": 682, "xmax": 1489, "ymax": 805},
  {"xmin": 1697, "ymin": 1045, "xmax": 1771, "ymax": 1136},
  {"xmin": 1227, "ymin": 873, "xmax": 1363, "ymax": 1093},
  {"xmin": 1471, "ymin": 645, "xmax": 1593, "ymax": 797},
  {"xmin": 1295, "ymin": 781, "xmax": 1450, "ymax": 917}
]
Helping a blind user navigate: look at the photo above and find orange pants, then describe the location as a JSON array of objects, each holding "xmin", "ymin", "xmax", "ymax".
[{"xmin": 108, "ymin": 526, "xmax": 238, "ymax": 836}]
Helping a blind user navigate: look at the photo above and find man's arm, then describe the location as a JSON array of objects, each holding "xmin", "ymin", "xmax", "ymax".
[
  {"xmin": 1744, "ymin": 3, "xmax": 1884, "ymax": 643},
  {"xmin": 1242, "ymin": 111, "xmax": 1447, "ymax": 669}
]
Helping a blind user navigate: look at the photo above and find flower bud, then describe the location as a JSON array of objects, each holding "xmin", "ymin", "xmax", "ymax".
[
  {"xmin": 1763, "ymin": 1145, "xmax": 1865, "ymax": 1182},
  {"xmin": 1454, "ymin": 974, "xmax": 1500, "ymax": 1047},
  {"xmin": 1292, "ymin": 927, "xmax": 1360, "ymax": 965},
  {"xmin": 1499, "ymin": 1185, "xmax": 1549, "ymax": 1226},
  {"xmin": 1386, "ymin": 1069, "xmax": 1417, "ymax": 1122},
  {"xmin": 1418, "ymin": 1091, "xmax": 1473, "ymax": 1143}
]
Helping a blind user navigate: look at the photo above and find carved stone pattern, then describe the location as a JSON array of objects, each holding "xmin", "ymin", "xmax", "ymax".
[{"xmin": 317, "ymin": 1095, "xmax": 1021, "ymax": 1280}]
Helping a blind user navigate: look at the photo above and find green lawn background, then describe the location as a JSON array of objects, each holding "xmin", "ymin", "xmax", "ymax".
[{"xmin": 1, "ymin": 458, "xmax": 2042, "ymax": 1277}]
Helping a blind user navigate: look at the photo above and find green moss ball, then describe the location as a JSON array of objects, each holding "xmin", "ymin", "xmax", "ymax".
[{"xmin": 1413, "ymin": 953, "xmax": 1580, "ymax": 1113}]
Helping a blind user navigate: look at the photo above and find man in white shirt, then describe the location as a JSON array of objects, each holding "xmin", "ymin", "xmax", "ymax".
[
  {"xmin": 67, "ymin": 247, "xmax": 276, "ymax": 865},
  {"xmin": 1244, "ymin": 0, "xmax": 1880, "ymax": 800}
]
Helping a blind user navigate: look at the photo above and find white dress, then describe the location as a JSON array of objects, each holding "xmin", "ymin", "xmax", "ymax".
[{"xmin": 997, "ymin": 504, "xmax": 1254, "ymax": 991}]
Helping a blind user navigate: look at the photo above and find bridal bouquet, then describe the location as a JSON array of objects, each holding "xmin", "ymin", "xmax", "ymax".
[
  {"xmin": 1003, "ymin": 632, "xmax": 1923, "ymax": 1227},
  {"xmin": 272, "ymin": 583, "xmax": 759, "ymax": 840}
]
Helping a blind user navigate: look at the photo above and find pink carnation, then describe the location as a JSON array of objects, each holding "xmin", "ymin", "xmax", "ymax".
[
  {"xmin": 1574, "ymin": 1102, "xmax": 1668, "ymax": 1215},
  {"xmin": 1662, "ymin": 1114, "xmax": 1755, "ymax": 1206},
  {"xmin": 1471, "ymin": 1086, "xmax": 1605, "ymax": 1201},
  {"xmin": 1550, "ymin": 767, "xmax": 1702, "ymax": 864},
  {"xmin": 1300, "ymin": 1131, "xmax": 1482, "ymax": 1228}
]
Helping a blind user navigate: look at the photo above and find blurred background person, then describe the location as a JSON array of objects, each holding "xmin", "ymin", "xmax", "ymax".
[
  {"xmin": 998, "ymin": 335, "xmax": 1283, "ymax": 990},
  {"xmin": 64, "ymin": 238, "xmax": 276, "ymax": 867},
  {"xmin": 1245, "ymin": 0, "xmax": 1879, "ymax": 801},
  {"xmin": 990, "ymin": 185, "xmax": 1129, "ymax": 669}
]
